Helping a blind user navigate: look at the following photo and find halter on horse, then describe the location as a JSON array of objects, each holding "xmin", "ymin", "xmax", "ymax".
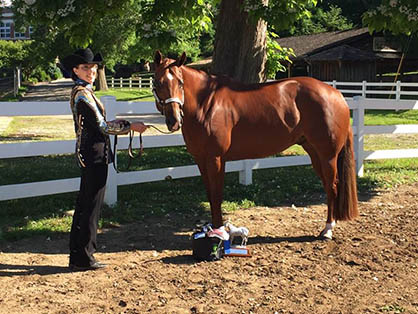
[{"xmin": 152, "ymin": 50, "xmax": 358, "ymax": 240}]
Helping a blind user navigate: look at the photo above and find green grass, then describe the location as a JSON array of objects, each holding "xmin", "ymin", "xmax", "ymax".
[
  {"xmin": 380, "ymin": 304, "xmax": 406, "ymax": 313},
  {"xmin": 365, "ymin": 134, "xmax": 418, "ymax": 150},
  {"xmin": 0, "ymin": 87, "xmax": 152, "ymax": 102},
  {"xmin": 1, "ymin": 146, "xmax": 417, "ymax": 242},
  {"xmin": 365, "ymin": 109, "xmax": 418, "ymax": 125},
  {"xmin": 1, "ymin": 89, "xmax": 418, "ymax": 242},
  {"xmin": 95, "ymin": 88, "xmax": 153, "ymax": 101}
]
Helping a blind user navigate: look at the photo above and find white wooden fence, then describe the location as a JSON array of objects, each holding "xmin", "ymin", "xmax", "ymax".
[
  {"xmin": 105, "ymin": 75, "xmax": 418, "ymax": 100},
  {"xmin": 1, "ymin": 93, "xmax": 418, "ymax": 205},
  {"xmin": 106, "ymin": 76, "xmax": 152, "ymax": 89},
  {"xmin": 326, "ymin": 80, "xmax": 418, "ymax": 99}
]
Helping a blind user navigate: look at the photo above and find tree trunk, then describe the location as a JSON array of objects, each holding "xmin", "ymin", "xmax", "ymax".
[
  {"xmin": 96, "ymin": 65, "xmax": 108, "ymax": 91},
  {"xmin": 212, "ymin": 0, "xmax": 268, "ymax": 84}
]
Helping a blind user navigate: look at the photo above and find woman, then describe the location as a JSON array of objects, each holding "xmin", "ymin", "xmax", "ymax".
[{"xmin": 62, "ymin": 48, "xmax": 147, "ymax": 271}]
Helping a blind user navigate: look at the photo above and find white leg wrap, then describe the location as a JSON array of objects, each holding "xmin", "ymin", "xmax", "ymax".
[{"xmin": 320, "ymin": 221, "xmax": 336, "ymax": 239}]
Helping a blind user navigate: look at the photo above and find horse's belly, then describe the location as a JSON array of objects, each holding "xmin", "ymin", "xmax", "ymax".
[{"xmin": 224, "ymin": 131, "xmax": 295, "ymax": 160}]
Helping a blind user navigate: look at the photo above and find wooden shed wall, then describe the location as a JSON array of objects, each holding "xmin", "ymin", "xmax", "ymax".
[{"xmin": 309, "ymin": 61, "xmax": 377, "ymax": 82}]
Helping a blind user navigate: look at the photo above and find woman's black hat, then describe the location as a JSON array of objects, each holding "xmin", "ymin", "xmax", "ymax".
[{"xmin": 61, "ymin": 48, "xmax": 103, "ymax": 73}]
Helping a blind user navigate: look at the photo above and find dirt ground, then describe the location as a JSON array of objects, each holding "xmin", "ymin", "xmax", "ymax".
[{"xmin": 0, "ymin": 183, "xmax": 417, "ymax": 314}]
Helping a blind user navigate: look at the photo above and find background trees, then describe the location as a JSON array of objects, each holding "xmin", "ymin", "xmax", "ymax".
[
  {"xmin": 0, "ymin": 40, "xmax": 30, "ymax": 71},
  {"xmin": 11, "ymin": 0, "xmax": 316, "ymax": 84},
  {"xmin": 11, "ymin": 0, "xmax": 217, "ymax": 89},
  {"xmin": 362, "ymin": 0, "xmax": 418, "ymax": 35},
  {"xmin": 7, "ymin": 0, "xmax": 416, "ymax": 86}
]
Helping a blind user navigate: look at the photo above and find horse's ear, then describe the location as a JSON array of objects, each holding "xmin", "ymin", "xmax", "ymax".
[
  {"xmin": 177, "ymin": 52, "xmax": 187, "ymax": 67},
  {"xmin": 154, "ymin": 50, "xmax": 163, "ymax": 66}
]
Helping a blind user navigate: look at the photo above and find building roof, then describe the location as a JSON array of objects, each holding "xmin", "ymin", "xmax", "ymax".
[
  {"xmin": 306, "ymin": 44, "xmax": 380, "ymax": 61},
  {"xmin": 277, "ymin": 27, "xmax": 370, "ymax": 59}
]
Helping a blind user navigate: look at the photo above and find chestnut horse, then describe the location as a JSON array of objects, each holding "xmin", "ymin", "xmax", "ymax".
[{"xmin": 153, "ymin": 51, "xmax": 358, "ymax": 239}]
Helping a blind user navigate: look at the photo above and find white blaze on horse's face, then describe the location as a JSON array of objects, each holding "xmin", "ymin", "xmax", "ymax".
[{"xmin": 166, "ymin": 72, "xmax": 174, "ymax": 81}]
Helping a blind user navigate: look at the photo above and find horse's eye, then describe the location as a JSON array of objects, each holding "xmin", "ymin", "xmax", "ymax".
[{"xmin": 153, "ymin": 79, "xmax": 162, "ymax": 88}]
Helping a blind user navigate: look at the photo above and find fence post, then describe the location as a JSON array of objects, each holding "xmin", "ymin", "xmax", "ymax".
[
  {"xmin": 13, "ymin": 67, "xmax": 21, "ymax": 97},
  {"xmin": 239, "ymin": 159, "xmax": 253, "ymax": 185},
  {"xmin": 101, "ymin": 95, "xmax": 118, "ymax": 206},
  {"xmin": 362, "ymin": 80, "xmax": 367, "ymax": 97},
  {"xmin": 119, "ymin": 77, "xmax": 123, "ymax": 88},
  {"xmin": 129, "ymin": 77, "xmax": 132, "ymax": 89},
  {"xmin": 352, "ymin": 96, "xmax": 365, "ymax": 177},
  {"xmin": 396, "ymin": 81, "xmax": 401, "ymax": 101},
  {"xmin": 111, "ymin": 77, "xmax": 114, "ymax": 88},
  {"xmin": 332, "ymin": 80, "xmax": 336, "ymax": 89},
  {"xmin": 139, "ymin": 76, "xmax": 142, "ymax": 89}
]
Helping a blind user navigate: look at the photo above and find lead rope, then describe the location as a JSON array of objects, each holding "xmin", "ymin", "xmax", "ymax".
[
  {"xmin": 147, "ymin": 124, "xmax": 176, "ymax": 135},
  {"xmin": 112, "ymin": 124, "xmax": 177, "ymax": 173},
  {"xmin": 112, "ymin": 131, "xmax": 144, "ymax": 173},
  {"xmin": 112, "ymin": 134, "xmax": 120, "ymax": 173},
  {"xmin": 127, "ymin": 130, "xmax": 144, "ymax": 169}
]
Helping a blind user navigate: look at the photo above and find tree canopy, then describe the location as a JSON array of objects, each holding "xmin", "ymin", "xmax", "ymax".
[
  {"xmin": 362, "ymin": 0, "xmax": 418, "ymax": 35},
  {"xmin": 11, "ymin": 0, "xmax": 416, "ymax": 83},
  {"xmin": 0, "ymin": 40, "xmax": 30, "ymax": 69},
  {"xmin": 12, "ymin": 0, "xmax": 216, "ymax": 65},
  {"xmin": 11, "ymin": 1, "xmax": 314, "ymax": 64}
]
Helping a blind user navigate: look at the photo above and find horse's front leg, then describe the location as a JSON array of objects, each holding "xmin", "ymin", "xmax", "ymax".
[
  {"xmin": 205, "ymin": 155, "xmax": 226, "ymax": 228},
  {"xmin": 195, "ymin": 157, "xmax": 211, "ymax": 206}
]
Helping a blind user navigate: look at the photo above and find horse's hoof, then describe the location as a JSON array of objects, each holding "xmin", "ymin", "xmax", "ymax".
[
  {"xmin": 318, "ymin": 230, "xmax": 333, "ymax": 241},
  {"xmin": 317, "ymin": 234, "xmax": 332, "ymax": 241}
]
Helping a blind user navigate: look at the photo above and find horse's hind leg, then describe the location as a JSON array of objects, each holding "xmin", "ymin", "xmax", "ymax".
[
  {"xmin": 317, "ymin": 155, "xmax": 339, "ymax": 239},
  {"xmin": 302, "ymin": 142, "xmax": 338, "ymax": 239}
]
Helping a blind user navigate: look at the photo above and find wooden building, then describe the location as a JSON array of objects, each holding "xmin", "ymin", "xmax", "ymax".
[{"xmin": 277, "ymin": 28, "xmax": 418, "ymax": 82}]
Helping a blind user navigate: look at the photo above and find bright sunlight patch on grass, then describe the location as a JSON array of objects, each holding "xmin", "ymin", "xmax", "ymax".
[
  {"xmin": 95, "ymin": 88, "xmax": 153, "ymax": 101},
  {"xmin": 363, "ymin": 158, "xmax": 418, "ymax": 189},
  {"xmin": 365, "ymin": 109, "xmax": 418, "ymax": 125}
]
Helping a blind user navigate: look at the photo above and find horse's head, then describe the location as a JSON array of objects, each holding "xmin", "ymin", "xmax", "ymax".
[{"xmin": 153, "ymin": 50, "xmax": 187, "ymax": 132}]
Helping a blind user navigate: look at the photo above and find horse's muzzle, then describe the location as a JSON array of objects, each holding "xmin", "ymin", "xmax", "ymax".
[
  {"xmin": 166, "ymin": 117, "xmax": 182, "ymax": 131},
  {"xmin": 164, "ymin": 103, "xmax": 183, "ymax": 131}
]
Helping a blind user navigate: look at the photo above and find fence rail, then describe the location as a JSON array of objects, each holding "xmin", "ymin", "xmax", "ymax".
[
  {"xmin": 0, "ymin": 76, "xmax": 13, "ymax": 88},
  {"xmin": 1, "ymin": 94, "xmax": 418, "ymax": 205},
  {"xmin": 106, "ymin": 76, "xmax": 152, "ymax": 89},
  {"xmin": 326, "ymin": 80, "xmax": 418, "ymax": 100},
  {"xmin": 105, "ymin": 75, "xmax": 418, "ymax": 100}
]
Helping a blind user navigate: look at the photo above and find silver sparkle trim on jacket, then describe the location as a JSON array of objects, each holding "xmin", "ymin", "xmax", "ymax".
[
  {"xmin": 72, "ymin": 82, "xmax": 130, "ymax": 135},
  {"xmin": 70, "ymin": 80, "xmax": 131, "ymax": 168},
  {"xmin": 74, "ymin": 93, "xmax": 108, "ymax": 133}
]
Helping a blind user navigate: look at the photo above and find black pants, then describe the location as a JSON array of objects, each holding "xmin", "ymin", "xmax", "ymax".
[{"xmin": 69, "ymin": 163, "xmax": 108, "ymax": 267}]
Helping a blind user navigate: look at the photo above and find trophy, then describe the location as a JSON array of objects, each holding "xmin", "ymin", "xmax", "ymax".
[{"xmin": 223, "ymin": 222, "xmax": 251, "ymax": 257}]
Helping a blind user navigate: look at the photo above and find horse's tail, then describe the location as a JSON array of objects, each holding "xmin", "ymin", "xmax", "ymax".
[{"xmin": 335, "ymin": 128, "xmax": 359, "ymax": 221}]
